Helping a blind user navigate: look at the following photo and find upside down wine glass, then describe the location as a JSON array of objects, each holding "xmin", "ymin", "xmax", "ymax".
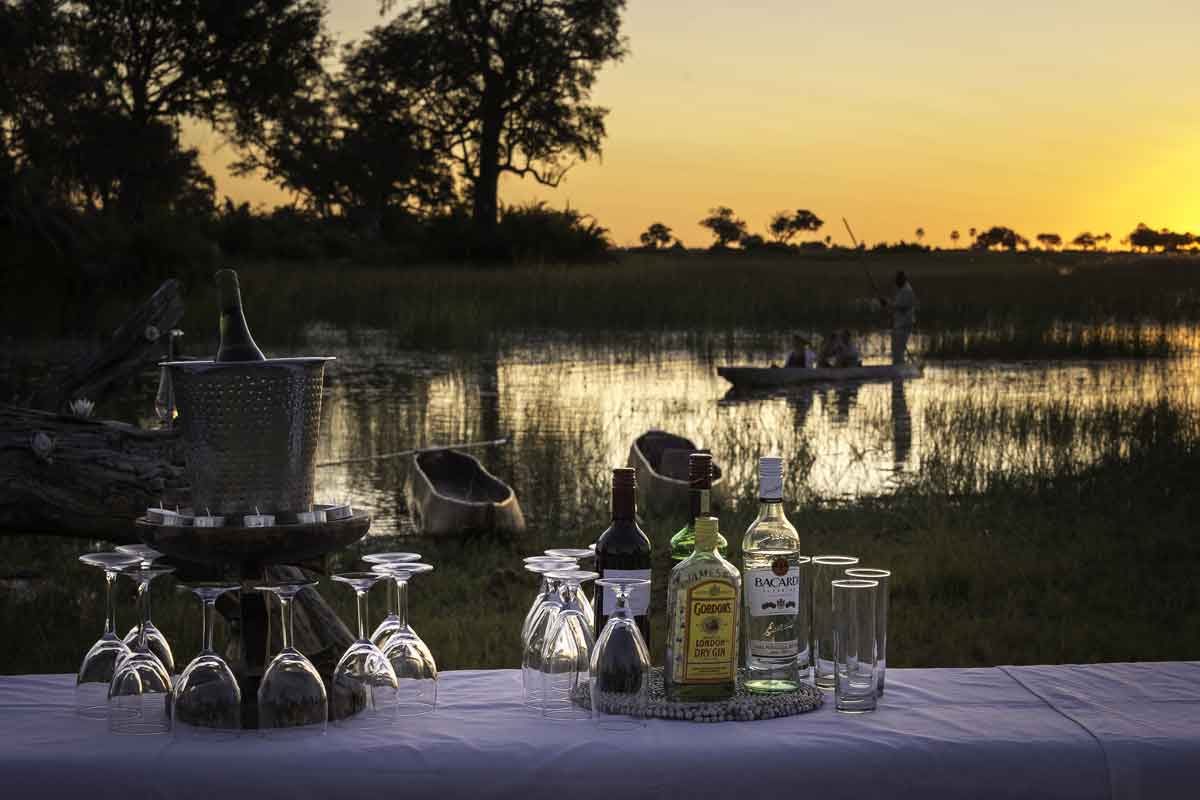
[
  {"xmin": 541, "ymin": 570, "xmax": 598, "ymax": 721},
  {"xmin": 331, "ymin": 572, "xmax": 399, "ymax": 726},
  {"xmin": 76, "ymin": 552, "xmax": 142, "ymax": 718},
  {"xmin": 108, "ymin": 565, "xmax": 176, "ymax": 734},
  {"xmin": 521, "ymin": 556, "xmax": 575, "ymax": 645},
  {"xmin": 374, "ymin": 563, "xmax": 438, "ymax": 716},
  {"xmin": 523, "ymin": 570, "xmax": 567, "ymax": 710},
  {"xmin": 256, "ymin": 580, "xmax": 328, "ymax": 734},
  {"xmin": 115, "ymin": 544, "xmax": 175, "ymax": 675},
  {"xmin": 544, "ymin": 548, "xmax": 596, "ymax": 631},
  {"xmin": 362, "ymin": 552, "xmax": 422, "ymax": 648},
  {"xmin": 591, "ymin": 578, "xmax": 651, "ymax": 731},
  {"xmin": 172, "ymin": 583, "xmax": 242, "ymax": 734}
]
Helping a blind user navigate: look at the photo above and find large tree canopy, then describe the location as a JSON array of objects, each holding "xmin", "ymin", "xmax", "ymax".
[{"xmin": 374, "ymin": 0, "xmax": 628, "ymax": 234}]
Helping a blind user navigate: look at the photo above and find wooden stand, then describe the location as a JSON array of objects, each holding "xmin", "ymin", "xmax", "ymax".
[{"xmin": 137, "ymin": 511, "xmax": 371, "ymax": 728}]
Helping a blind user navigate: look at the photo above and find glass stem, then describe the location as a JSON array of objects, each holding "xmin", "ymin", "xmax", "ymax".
[
  {"xmin": 396, "ymin": 579, "xmax": 409, "ymax": 628},
  {"xmin": 137, "ymin": 579, "xmax": 150, "ymax": 650},
  {"xmin": 355, "ymin": 589, "xmax": 369, "ymax": 641},
  {"xmin": 386, "ymin": 577, "xmax": 397, "ymax": 617},
  {"xmin": 280, "ymin": 596, "xmax": 293, "ymax": 650},
  {"xmin": 104, "ymin": 570, "xmax": 117, "ymax": 635},
  {"xmin": 202, "ymin": 599, "xmax": 216, "ymax": 653},
  {"xmin": 614, "ymin": 588, "xmax": 630, "ymax": 618}
]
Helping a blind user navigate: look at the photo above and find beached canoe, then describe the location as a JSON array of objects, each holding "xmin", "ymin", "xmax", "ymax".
[
  {"xmin": 406, "ymin": 449, "xmax": 525, "ymax": 536},
  {"xmin": 626, "ymin": 430, "xmax": 726, "ymax": 516},
  {"xmin": 718, "ymin": 363, "xmax": 923, "ymax": 389}
]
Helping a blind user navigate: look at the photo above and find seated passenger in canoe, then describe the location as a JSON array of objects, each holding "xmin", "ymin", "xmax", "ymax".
[
  {"xmin": 835, "ymin": 330, "xmax": 862, "ymax": 367},
  {"xmin": 817, "ymin": 331, "xmax": 841, "ymax": 367},
  {"xmin": 774, "ymin": 335, "xmax": 817, "ymax": 368}
]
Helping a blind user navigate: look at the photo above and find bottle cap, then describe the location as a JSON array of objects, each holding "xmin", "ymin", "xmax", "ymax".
[
  {"xmin": 612, "ymin": 467, "xmax": 636, "ymax": 490},
  {"xmin": 688, "ymin": 453, "xmax": 713, "ymax": 488},
  {"xmin": 694, "ymin": 516, "xmax": 719, "ymax": 550},
  {"xmin": 758, "ymin": 456, "xmax": 784, "ymax": 500}
]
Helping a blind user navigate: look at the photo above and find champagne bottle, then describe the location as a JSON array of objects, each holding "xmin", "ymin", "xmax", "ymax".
[
  {"xmin": 594, "ymin": 467, "xmax": 652, "ymax": 645},
  {"xmin": 665, "ymin": 516, "xmax": 741, "ymax": 702},
  {"xmin": 668, "ymin": 453, "xmax": 728, "ymax": 562},
  {"xmin": 741, "ymin": 456, "xmax": 802, "ymax": 693},
  {"xmin": 214, "ymin": 269, "xmax": 265, "ymax": 362}
]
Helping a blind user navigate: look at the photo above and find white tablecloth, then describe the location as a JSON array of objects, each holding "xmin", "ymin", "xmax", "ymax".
[{"xmin": 0, "ymin": 663, "xmax": 1197, "ymax": 799}]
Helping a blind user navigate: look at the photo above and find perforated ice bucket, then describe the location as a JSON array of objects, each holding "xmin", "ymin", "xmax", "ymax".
[{"xmin": 165, "ymin": 357, "xmax": 334, "ymax": 516}]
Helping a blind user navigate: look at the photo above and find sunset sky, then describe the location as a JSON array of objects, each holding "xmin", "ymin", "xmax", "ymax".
[{"xmin": 188, "ymin": 0, "xmax": 1200, "ymax": 247}]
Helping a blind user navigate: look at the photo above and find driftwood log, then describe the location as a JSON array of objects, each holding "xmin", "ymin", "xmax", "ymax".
[
  {"xmin": 0, "ymin": 404, "xmax": 185, "ymax": 541},
  {"xmin": 29, "ymin": 278, "xmax": 185, "ymax": 412}
]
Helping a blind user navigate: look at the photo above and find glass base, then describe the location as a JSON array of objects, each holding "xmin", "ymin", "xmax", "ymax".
[
  {"xmin": 745, "ymin": 678, "xmax": 801, "ymax": 694},
  {"xmin": 835, "ymin": 695, "xmax": 878, "ymax": 714}
]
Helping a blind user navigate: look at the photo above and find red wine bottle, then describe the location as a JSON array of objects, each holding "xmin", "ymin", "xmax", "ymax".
[
  {"xmin": 594, "ymin": 467, "xmax": 652, "ymax": 644},
  {"xmin": 214, "ymin": 269, "xmax": 265, "ymax": 362}
]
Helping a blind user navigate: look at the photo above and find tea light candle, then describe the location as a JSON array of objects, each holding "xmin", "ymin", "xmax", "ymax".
[
  {"xmin": 163, "ymin": 510, "xmax": 192, "ymax": 527},
  {"xmin": 194, "ymin": 512, "xmax": 225, "ymax": 528},
  {"xmin": 145, "ymin": 507, "xmax": 166, "ymax": 525},
  {"xmin": 324, "ymin": 503, "xmax": 353, "ymax": 521},
  {"xmin": 243, "ymin": 508, "xmax": 275, "ymax": 528},
  {"xmin": 296, "ymin": 508, "xmax": 326, "ymax": 525}
]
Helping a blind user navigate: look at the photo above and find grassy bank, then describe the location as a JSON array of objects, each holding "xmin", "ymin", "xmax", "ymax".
[{"xmin": 10, "ymin": 250, "xmax": 1199, "ymax": 359}]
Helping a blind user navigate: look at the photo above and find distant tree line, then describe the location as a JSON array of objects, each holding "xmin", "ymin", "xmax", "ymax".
[{"xmin": 1, "ymin": 0, "xmax": 628, "ymax": 279}]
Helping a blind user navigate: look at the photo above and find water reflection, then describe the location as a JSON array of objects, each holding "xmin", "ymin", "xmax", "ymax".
[{"xmin": 304, "ymin": 331, "xmax": 1199, "ymax": 534}]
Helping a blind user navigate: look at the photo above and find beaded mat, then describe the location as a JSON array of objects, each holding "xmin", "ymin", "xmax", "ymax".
[{"xmin": 575, "ymin": 667, "xmax": 824, "ymax": 723}]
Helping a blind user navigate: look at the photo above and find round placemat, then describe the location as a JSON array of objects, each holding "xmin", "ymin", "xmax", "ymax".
[{"xmin": 575, "ymin": 667, "xmax": 824, "ymax": 722}]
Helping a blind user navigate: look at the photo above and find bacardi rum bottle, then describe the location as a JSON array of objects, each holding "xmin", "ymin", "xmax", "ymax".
[
  {"xmin": 741, "ymin": 456, "xmax": 802, "ymax": 692},
  {"xmin": 665, "ymin": 516, "xmax": 740, "ymax": 702}
]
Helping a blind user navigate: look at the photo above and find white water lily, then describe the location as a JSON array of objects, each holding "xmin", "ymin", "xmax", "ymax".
[{"xmin": 68, "ymin": 398, "xmax": 95, "ymax": 418}]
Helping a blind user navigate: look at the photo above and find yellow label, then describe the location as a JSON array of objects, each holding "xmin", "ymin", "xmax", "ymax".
[{"xmin": 680, "ymin": 579, "xmax": 737, "ymax": 683}]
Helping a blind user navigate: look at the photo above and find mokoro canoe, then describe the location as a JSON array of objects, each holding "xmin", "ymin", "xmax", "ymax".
[
  {"xmin": 406, "ymin": 449, "xmax": 525, "ymax": 536},
  {"xmin": 626, "ymin": 430, "xmax": 725, "ymax": 516},
  {"xmin": 718, "ymin": 363, "xmax": 923, "ymax": 388}
]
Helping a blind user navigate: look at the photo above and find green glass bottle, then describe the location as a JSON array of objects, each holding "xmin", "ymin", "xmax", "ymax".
[
  {"xmin": 668, "ymin": 453, "xmax": 728, "ymax": 562},
  {"xmin": 665, "ymin": 516, "xmax": 741, "ymax": 702}
]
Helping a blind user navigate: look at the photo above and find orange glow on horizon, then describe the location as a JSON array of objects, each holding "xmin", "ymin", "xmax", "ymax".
[{"xmin": 188, "ymin": 0, "xmax": 1200, "ymax": 249}]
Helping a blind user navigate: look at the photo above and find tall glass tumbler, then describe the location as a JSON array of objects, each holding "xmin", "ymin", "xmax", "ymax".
[
  {"xmin": 811, "ymin": 556, "xmax": 859, "ymax": 690},
  {"xmin": 832, "ymin": 579, "xmax": 878, "ymax": 714},
  {"xmin": 795, "ymin": 556, "xmax": 813, "ymax": 683},
  {"xmin": 846, "ymin": 568, "xmax": 890, "ymax": 694}
]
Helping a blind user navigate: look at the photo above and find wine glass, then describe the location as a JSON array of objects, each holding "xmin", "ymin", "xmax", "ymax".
[
  {"xmin": 154, "ymin": 328, "xmax": 184, "ymax": 425},
  {"xmin": 115, "ymin": 544, "xmax": 175, "ymax": 674},
  {"xmin": 374, "ymin": 563, "xmax": 438, "ymax": 716},
  {"xmin": 76, "ymin": 552, "xmax": 142, "ymax": 718},
  {"xmin": 521, "ymin": 556, "xmax": 575, "ymax": 645},
  {"xmin": 522, "ymin": 569, "xmax": 567, "ymax": 710},
  {"xmin": 172, "ymin": 583, "xmax": 242, "ymax": 735},
  {"xmin": 591, "ymin": 578, "xmax": 651, "ymax": 730},
  {"xmin": 541, "ymin": 569, "xmax": 598, "ymax": 721},
  {"xmin": 256, "ymin": 579, "xmax": 328, "ymax": 734},
  {"xmin": 543, "ymin": 548, "xmax": 595, "ymax": 630},
  {"xmin": 362, "ymin": 552, "xmax": 422, "ymax": 647},
  {"xmin": 108, "ymin": 564, "xmax": 175, "ymax": 734},
  {"xmin": 330, "ymin": 572, "xmax": 399, "ymax": 727}
]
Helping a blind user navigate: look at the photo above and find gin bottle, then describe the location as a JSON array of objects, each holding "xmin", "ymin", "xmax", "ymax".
[
  {"xmin": 741, "ymin": 456, "xmax": 802, "ymax": 692},
  {"xmin": 668, "ymin": 453, "xmax": 728, "ymax": 562},
  {"xmin": 665, "ymin": 516, "xmax": 741, "ymax": 702}
]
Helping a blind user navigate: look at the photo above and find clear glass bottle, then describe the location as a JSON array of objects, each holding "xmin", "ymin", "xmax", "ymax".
[
  {"xmin": 665, "ymin": 516, "xmax": 741, "ymax": 702},
  {"xmin": 741, "ymin": 456, "xmax": 802, "ymax": 693},
  {"xmin": 668, "ymin": 453, "xmax": 728, "ymax": 562}
]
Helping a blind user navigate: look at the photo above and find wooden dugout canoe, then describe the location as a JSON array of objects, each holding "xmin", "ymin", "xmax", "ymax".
[
  {"xmin": 626, "ymin": 430, "xmax": 725, "ymax": 516},
  {"xmin": 717, "ymin": 363, "xmax": 923, "ymax": 389},
  {"xmin": 406, "ymin": 449, "xmax": 525, "ymax": 536}
]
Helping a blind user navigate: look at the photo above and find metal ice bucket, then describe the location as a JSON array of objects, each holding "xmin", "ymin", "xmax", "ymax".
[{"xmin": 165, "ymin": 357, "xmax": 334, "ymax": 516}]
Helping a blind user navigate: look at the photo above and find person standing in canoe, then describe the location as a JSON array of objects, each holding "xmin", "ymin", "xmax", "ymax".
[{"xmin": 880, "ymin": 271, "xmax": 916, "ymax": 365}]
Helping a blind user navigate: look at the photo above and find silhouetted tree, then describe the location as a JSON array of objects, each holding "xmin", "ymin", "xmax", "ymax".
[
  {"xmin": 1127, "ymin": 223, "xmax": 1195, "ymax": 252},
  {"xmin": 639, "ymin": 222, "xmax": 673, "ymax": 249},
  {"xmin": 374, "ymin": 0, "xmax": 627, "ymax": 237},
  {"xmin": 1101, "ymin": 232, "xmax": 1112, "ymax": 249},
  {"xmin": 234, "ymin": 32, "xmax": 452, "ymax": 235},
  {"xmin": 950, "ymin": 229, "xmax": 960, "ymax": 247},
  {"xmin": 699, "ymin": 206, "xmax": 747, "ymax": 248},
  {"xmin": 1036, "ymin": 233, "xmax": 1062, "ymax": 250},
  {"xmin": 767, "ymin": 208, "xmax": 823, "ymax": 243},
  {"xmin": 915, "ymin": 227, "xmax": 925, "ymax": 243},
  {"xmin": 968, "ymin": 227, "xmax": 977, "ymax": 239},
  {"xmin": 1072, "ymin": 232, "xmax": 1097, "ymax": 250},
  {"xmin": 740, "ymin": 233, "xmax": 765, "ymax": 250},
  {"xmin": 972, "ymin": 225, "xmax": 1025, "ymax": 252}
]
